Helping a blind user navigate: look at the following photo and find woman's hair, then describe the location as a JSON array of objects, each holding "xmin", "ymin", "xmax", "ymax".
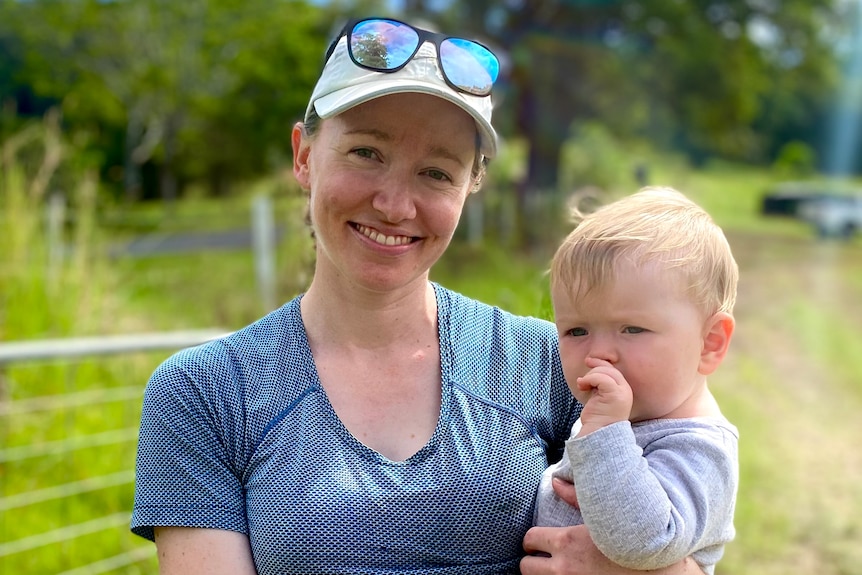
[
  {"xmin": 550, "ymin": 186, "xmax": 739, "ymax": 316},
  {"xmin": 302, "ymin": 109, "xmax": 489, "ymax": 183}
]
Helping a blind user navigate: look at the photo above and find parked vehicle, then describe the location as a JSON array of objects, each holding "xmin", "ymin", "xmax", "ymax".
[
  {"xmin": 761, "ymin": 182, "xmax": 862, "ymax": 239},
  {"xmin": 797, "ymin": 195, "xmax": 862, "ymax": 238}
]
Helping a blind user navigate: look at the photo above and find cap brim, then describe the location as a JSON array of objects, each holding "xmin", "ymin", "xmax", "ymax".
[{"xmin": 313, "ymin": 79, "xmax": 498, "ymax": 159}]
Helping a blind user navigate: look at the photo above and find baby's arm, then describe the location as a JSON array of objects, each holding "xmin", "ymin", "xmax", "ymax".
[
  {"xmin": 569, "ymin": 421, "xmax": 737, "ymax": 571},
  {"xmin": 575, "ymin": 357, "xmax": 633, "ymax": 436}
]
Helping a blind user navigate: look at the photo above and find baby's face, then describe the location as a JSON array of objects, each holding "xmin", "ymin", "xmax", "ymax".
[{"xmin": 552, "ymin": 259, "xmax": 710, "ymax": 421}]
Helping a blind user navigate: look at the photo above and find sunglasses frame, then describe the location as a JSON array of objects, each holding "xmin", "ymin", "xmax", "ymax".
[{"xmin": 324, "ymin": 17, "xmax": 499, "ymax": 97}]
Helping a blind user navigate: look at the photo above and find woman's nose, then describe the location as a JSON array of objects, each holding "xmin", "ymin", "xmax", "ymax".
[{"xmin": 371, "ymin": 173, "xmax": 417, "ymax": 222}]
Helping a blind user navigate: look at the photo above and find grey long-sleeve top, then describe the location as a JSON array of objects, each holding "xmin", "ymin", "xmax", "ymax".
[{"xmin": 534, "ymin": 418, "xmax": 738, "ymax": 575}]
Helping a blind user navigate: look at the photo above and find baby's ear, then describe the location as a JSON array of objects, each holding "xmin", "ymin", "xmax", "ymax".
[{"xmin": 699, "ymin": 312, "xmax": 735, "ymax": 376}]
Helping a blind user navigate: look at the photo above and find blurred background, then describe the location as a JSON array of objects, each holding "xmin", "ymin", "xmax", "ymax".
[{"xmin": 1, "ymin": 0, "xmax": 861, "ymax": 573}]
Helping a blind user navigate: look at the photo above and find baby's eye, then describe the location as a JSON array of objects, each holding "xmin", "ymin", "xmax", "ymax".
[
  {"xmin": 566, "ymin": 327, "xmax": 588, "ymax": 337},
  {"xmin": 622, "ymin": 326, "xmax": 645, "ymax": 334}
]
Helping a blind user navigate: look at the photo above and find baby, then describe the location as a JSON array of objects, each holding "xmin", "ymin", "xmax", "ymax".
[{"xmin": 534, "ymin": 186, "xmax": 739, "ymax": 575}]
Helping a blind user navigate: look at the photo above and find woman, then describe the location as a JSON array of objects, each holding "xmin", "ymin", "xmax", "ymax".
[{"xmin": 131, "ymin": 16, "xmax": 704, "ymax": 575}]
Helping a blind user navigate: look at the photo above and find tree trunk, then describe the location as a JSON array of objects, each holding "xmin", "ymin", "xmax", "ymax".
[
  {"xmin": 160, "ymin": 113, "xmax": 179, "ymax": 206},
  {"xmin": 123, "ymin": 109, "xmax": 143, "ymax": 203},
  {"xmin": 515, "ymin": 70, "xmax": 569, "ymax": 249}
]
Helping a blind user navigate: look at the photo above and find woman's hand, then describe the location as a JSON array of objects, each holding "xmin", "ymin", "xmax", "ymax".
[
  {"xmin": 520, "ymin": 478, "xmax": 705, "ymax": 575},
  {"xmin": 520, "ymin": 524, "xmax": 704, "ymax": 575}
]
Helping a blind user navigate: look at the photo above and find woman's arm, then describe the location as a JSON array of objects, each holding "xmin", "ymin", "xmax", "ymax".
[
  {"xmin": 520, "ymin": 478, "xmax": 706, "ymax": 575},
  {"xmin": 154, "ymin": 527, "xmax": 257, "ymax": 575},
  {"xmin": 520, "ymin": 524, "xmax": 705, "ymax": 575}
]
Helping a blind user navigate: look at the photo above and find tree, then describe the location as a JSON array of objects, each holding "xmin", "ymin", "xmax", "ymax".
[
  {"xmin": 353, "ymin": 36, "xmax": 391, "ymax": 69},
  {"xmin": 4, "ymin": 0, "xmax": 845, "ymax": 209},
  {"xmin": 623, "ymin": 0, "xmax": 839, "ymax": 165},
  {"xmin": 11, "ymin": 0, "xmax": 339, "ymax": 200},
  {"xmin": 421, "ymin": 1, "xmax": 841, "ymax": 199},
  {"xmin": 0, "ymin": 1, "xmax": 58, "ymax": 136}
]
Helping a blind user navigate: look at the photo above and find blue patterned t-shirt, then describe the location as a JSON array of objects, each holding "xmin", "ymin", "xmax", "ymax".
[{"xmin": 131, "ymin": 284, "xmax": 578, "ymax": 574}]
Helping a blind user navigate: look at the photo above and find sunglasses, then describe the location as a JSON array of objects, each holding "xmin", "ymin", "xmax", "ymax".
[{"xmin": 325, "ymin": 17, "xmax": 500, "ymax": 97}]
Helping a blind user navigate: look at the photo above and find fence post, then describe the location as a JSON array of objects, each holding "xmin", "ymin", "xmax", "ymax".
[
  {"xmin": 46, "ymin": 191, "xmax": 66, "ymax": 285},
  {"xmin": 252, "ymin": 194, "xmax": 276, "ymax": 312}
]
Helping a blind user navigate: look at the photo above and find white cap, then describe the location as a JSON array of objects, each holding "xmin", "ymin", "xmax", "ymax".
[{"xmin": 305, "ymin": 36, "xmax": 498, "ymax": 159}]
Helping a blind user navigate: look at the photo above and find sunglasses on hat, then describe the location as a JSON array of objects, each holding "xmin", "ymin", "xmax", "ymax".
[{"xmin": 325, "ymin": 17, "xmax": 500, "ymax": 97}]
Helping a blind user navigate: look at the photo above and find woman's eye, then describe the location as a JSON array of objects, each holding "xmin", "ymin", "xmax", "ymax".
[
  {"xmin": 425, "ymin": 169, "xmax": 451, "ymax": 182},
  {"xmin": 567, "ymin": 327, "xmax": 588, "ymax": 337},
  {"xmin": 352, "ymin": 148, "xmax": 377, "ymax": 160}
]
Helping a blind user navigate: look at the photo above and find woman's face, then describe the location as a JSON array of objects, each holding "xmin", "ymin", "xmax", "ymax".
[{"xmin": 293, "ymin": 92, "xmax": 479, "ymax": 295}]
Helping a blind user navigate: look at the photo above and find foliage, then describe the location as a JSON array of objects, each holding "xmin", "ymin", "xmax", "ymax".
[
  {"xmin": 0, "ymin": 112, "xmax": 114, "ymax": 341},
  {"xmin": 113, "ymin": 188, "xmax": 316, "ymax": 331},
  {"xmin": 0, "ymin": 116, "xmax": 154, "ymax": 574},
  {"xmin": 421, "ymin": 0, "xmax": 843, "ymax": 191},
  {"xmin": 559, "ymin": 121, "xmax": 633, "ymax": 192},
  {"xmin": 5, "ymin": 0, "xmax": 352, "ymax": 200},
  {"xmin": 0, "ymin": 0, "xmax": 858, "ymax": 248},
  {"xmin": 772, "ymin": 139, "xmax": 818, "ymax": 177}
]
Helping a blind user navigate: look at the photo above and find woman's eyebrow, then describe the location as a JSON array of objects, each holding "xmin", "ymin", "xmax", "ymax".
[
  {"xmin": 429, "ymin": 145, "xmax": 468, "ymax": 169},
  {"xmin": 344, "ymin": 127, "xmax": 391, "ymax": 141}
]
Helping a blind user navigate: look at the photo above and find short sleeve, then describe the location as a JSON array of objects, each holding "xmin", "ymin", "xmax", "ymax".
[{"xmin": 131, "ymin": 348, "xmax": 248, "ymax": 541}]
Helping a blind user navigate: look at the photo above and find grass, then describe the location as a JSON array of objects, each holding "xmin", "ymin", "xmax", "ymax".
[
  {"xmin": 3, "ymin": 123, "xmax": 862, "ymax": 573},
  {"xmin": 1, "ymin": 120, "xmax": 173, "ymax": 573},
  {"xmin": 709, "ymin": 232, "xmax": 862, "ymax": 575},
  {"xmin": 433, "ymin": 242, "xmax": 555, "ymax": 320}
]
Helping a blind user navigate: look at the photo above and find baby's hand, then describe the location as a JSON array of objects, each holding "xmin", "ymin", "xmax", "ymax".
[{"xmin": 576, "ymin": 357, "xmax": 633, "ymax": 437}]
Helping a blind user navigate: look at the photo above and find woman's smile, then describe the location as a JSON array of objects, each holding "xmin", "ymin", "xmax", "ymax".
[{"xmin": 353, "ymin": 223, "xmax": 417, "ymax": 247}]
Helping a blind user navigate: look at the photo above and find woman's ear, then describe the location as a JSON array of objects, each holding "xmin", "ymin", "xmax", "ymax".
[
  {"xmin": 292, "ymin": 122, "xmax": 311, "ymax": 190},
  {"xmin": 699, "ymin": 311, "xmax": 735, "ymax": 376}
]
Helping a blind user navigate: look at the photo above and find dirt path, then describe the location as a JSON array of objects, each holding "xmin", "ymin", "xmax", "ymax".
[{"xmin": 716, "ymin": 233, "xmax": 862, "ymax": 575}]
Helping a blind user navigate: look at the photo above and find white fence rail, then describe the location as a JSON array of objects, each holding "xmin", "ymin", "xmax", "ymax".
[
  {"xmin": 0, "ymin": 330, "xmax": 231, "ymax": 365},
  {"xmin": 0, "ymin": 330, "xmax": 229, "ymax": 574}
]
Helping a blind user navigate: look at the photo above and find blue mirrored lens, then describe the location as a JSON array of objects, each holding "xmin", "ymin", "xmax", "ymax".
[
  {"xmin": 440, "ymin": 38, "xmax": 499, "ymax": 96},
  {"xmin": 350, "ymin": 19, "xmax": 419, "ymax": 70},
  {"xmin": 346, "ymin": 18, "xmax": 499, "ymax": 96}
]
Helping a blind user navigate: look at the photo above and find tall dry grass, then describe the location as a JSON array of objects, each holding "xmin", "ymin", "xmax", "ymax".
[
  {"xmin": 0, "ymin": 110, "xmax": 110, "ymax": 343},
  {"xmin": 1, "ymin": 114, "xmax": 159, "ymax": 574}
]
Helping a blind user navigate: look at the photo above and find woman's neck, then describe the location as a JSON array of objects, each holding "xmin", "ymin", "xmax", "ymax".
[{"xmin": 300, "ymin": 276, "xmax": 437, "ymax": 350}]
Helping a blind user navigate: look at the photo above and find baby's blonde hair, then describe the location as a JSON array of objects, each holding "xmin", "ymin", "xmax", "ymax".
[{"xmin": 551, "ymin": 186, "xmax": 738, "ymax": 316}]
